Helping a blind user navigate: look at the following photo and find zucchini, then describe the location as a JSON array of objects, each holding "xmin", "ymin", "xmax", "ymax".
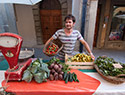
[
  {"xmin": 68, "ymin": 72, "xmax": 71, "ymax": 81},
  {"xmin": 72, "ymin": 73, "xmax": 76, "ymax": 82},
  {"xmin": 74, "ymin": 73, "xmax": 77, "ymax": 82},
  {"xmin": 69, "ymin": 73, "xmax": 73, "ymax": 82},
  {"xmin": 65, "ymin": 73, "xmax": 69, "ymax": 84},
  {"xmin": 76, "ymin": 79, "xmax": 79, "ymax": 82},
  {"xmin": 70, "ymin": 73, "xmax": 73, "ymax": 82},
  {"xmin": 63, "ymin": 72, "xmax": 67, "ymax": 80}
]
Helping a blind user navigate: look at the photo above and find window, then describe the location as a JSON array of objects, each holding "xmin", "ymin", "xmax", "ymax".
[
  {"xmin": 0, "ymin": 4, "xmax": 17, "ymax": 34},
  {"xmin": 109, "ymin": 6, "xmax": 125, "ymax": 41}
]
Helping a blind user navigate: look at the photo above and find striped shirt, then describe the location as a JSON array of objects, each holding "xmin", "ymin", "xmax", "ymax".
[{"xmin": 52, "ymin": 29, "xmax": 83, "ymax": 60}]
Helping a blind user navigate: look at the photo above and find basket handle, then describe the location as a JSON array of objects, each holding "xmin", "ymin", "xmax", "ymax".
[{"xmin": 117, "ymin": 74, "xmax": 125, "ymax": 78}]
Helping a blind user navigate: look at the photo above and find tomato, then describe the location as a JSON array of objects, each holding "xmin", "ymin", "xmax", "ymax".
[{"xmin": 46, "ymin": 43, "xmax": 58, "ymax": 54}]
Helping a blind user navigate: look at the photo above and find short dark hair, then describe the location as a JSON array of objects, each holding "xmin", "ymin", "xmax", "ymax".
[{"xmin": 64, "ymin": 14, "xmax": 76, "ymax": 23}]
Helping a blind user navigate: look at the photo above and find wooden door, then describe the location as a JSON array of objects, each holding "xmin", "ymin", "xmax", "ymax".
[
  {"xmin": 40, "ymin": 0, "xmax": 62, "ymax": 44},
  {"xmin": 40, "ymin": 10, "xmax": 62, "ymax": 43}
]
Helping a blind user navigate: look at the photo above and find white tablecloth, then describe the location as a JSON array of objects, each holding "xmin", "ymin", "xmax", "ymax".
[{"xmin": 86, "ymin": 72, "xmax": 125, "ymax": 95}]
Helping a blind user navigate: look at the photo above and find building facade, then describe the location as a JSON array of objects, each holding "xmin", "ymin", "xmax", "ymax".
[
  {"xmin": 96, "ymin": 0, "xmax": 125, "ymax": 50},
  {"xmin": 0, "ymin": 0, "xmax": 125, "ymax": 51}
]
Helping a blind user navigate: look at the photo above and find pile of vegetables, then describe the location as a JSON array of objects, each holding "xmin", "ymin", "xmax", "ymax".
[
  {"xmin": 22, "ymin": 58, "xmax": 50, "ymax": 83},
  {"xmin": 47, "ymin": 57, "xmax": 79, "ymax": 83},
  {"xmin": 68, "ymin": 53, "xmax": 93, "ymax": 62},
  {"xmin": 22, "ymin": 57, "xmax": 79, "ymax": 84},
  {"xmin": 95, "ymin": 56, "xmax": 125, "ymax": 77},
  {"xmin": 46, "ymin": 43, "xmax": 58, "ymax": 54},
  {"xmin": 48, "ymin": 62, "xmax": 64, "ymax": 80},
  {"xmin": 63, "ymin": 72, "xmax": 79, "ymax": 84},
  {"xmin": 47, "ymin": 57, "xmax": 70, "ymax": 72},
  {"xmin": 47, "ymin": 57, "xmax": 70, "ymax": 80}
]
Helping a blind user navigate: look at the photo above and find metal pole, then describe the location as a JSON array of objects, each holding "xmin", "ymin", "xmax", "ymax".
[{"xmin": 79, "ymin": 0, "xmax": 88, "ymax": 53}]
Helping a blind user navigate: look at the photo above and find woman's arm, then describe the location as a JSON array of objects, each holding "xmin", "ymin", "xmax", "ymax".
[{"xmin": 80, "ymin": 39, "xmax": 95, "ymax": 60}]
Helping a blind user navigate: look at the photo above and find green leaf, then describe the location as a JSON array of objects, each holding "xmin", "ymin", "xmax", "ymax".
[
  {"xmin": 34, "ymin": 71, "xmax": 48, "ymax": 83},
  {"xmin": 22, "ymin": 70, "xmax": 33, "ymax": 83},
  {"xmin": 34, "ymin": 72, "xmax": 44, "ymax": 83},
  {"xmin": 30, "ymin": 65, "xmax": 38, "ymax": 74},
  {"xmin": 39, "ymin": 63, "xmax": 50, "ymax": 78}
]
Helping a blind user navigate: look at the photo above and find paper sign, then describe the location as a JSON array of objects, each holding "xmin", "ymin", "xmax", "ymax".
[{"xmin": 112, "ymin": 63, "xmax": 123, "ymax": 69}]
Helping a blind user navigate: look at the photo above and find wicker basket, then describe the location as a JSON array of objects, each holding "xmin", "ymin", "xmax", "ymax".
[
  {"xmin": 94, "ymin": 64, "xmax": 125, "ymax": 84},
  {"xmin": 65, "ymin": 54, "xmax": 94, "ymax": 69},
  {"xmin": 43, "ymin": 39, "xmax": 63, "ymax": 57}
]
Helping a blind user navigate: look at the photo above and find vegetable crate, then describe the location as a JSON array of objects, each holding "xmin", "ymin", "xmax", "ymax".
[{"xmin": 65, "ymin": 54, "xmax": 94, "ymax": 69}]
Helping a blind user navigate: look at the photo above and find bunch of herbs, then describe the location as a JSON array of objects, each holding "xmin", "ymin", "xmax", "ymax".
[{"xmin": 95, "ymin": 56, "xmax": 125, "ymax": 76}]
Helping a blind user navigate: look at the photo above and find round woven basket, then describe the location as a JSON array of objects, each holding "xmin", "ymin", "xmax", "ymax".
[
  {"xmin": 43, "ymin": 39, "xmax": 63, "ymax": 57},
  {"xmin": 94, "ymin": 64, "xmax": 125, "ymax": 84}
]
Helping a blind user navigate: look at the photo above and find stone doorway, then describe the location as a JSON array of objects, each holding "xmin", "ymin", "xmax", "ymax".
[{"xmin": 32, "ymin": 0, "xmax": 69, "ymax": 45}]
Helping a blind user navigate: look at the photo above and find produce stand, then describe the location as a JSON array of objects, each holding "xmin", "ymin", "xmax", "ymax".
[
  {"xmin": 2, "ymin": 69, "xmax": 100, "ymax": 95},
  {"xmin": 0, "ymin": 33, "xmax": 124, "ymax": 95}
]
